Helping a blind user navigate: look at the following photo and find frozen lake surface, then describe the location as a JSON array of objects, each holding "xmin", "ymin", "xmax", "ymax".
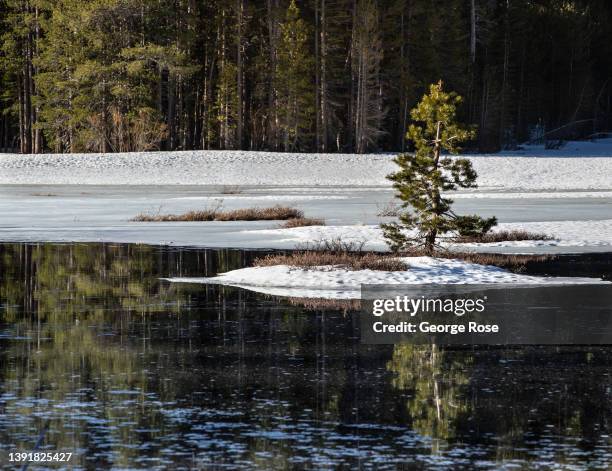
[
  {"xmin": 1, "ymin": 142, "xmax": 610, "ymax": 252},
  {"xmin": 0, "ymin": 184, "xmax": 610, "ymax": 253}
]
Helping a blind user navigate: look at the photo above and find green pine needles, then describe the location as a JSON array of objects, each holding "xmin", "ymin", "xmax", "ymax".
[{"xmin": 381, "ymin": 81, "xmax": 497, "ymax": 254}]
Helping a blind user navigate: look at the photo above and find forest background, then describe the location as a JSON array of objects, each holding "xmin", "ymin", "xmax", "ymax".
[{"xmin": 1, "ymin": 0, "xmax": 611, "ymax": 154}]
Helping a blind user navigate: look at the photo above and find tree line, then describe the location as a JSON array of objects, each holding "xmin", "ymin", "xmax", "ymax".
[{"xmin": 1, "ymin": 0, "xmax": 611, "ymax": 154}]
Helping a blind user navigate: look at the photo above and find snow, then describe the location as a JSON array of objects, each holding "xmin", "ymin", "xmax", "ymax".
[
  {"xmin": 1, "ymin": 138, "xmax": 611, "ymax": 189},
  {"xmin": 462, "ymin": 220, "xmax": 612, "ymax": 248},
  {"xmin": 0, "ymin": 139, "xmax": 610, "ymax": 253},
  {"xmin": 165, "ymin": 256, "xmax": 606, "ymax": 299},
  {"xmin": 448, "ymin": 191, "xmax": 612, "ymax": 199},
  {"xmin": 0, "ymin": 185, "xmax": 609, "ymax": 253},
  {"xmin": 242, "ymin": 219, "xmax": 612, "ymax": 252},
  {"xmin": 504, "ymin": 138, "xmax": 612, "ymax": 157}
]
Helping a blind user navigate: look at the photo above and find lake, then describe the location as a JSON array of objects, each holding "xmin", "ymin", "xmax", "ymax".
[{"xmin": 0, "ymin": 243, "xmax": 610, "ymax": 469}]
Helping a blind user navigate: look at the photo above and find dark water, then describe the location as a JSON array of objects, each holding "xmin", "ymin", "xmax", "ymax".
[{"xmin": 0, "ymin": 243, "xmax": 610, "ymax": 470}]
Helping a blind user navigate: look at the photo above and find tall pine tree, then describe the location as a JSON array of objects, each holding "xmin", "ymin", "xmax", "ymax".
[{"xmin": 276, "ymin": 0, "xmax": 315, "ymax": 151}]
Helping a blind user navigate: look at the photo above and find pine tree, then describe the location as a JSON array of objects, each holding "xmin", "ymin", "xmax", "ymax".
[
  {"xmin": 381, "ymin": 81, "xmax": 496, "ymax": 254},
  {"xmin": 0, "ymin": 0, "xmax": 43, "ymax": 153},
  {"xmin": 2, "ymin": 0, "xmax": 612, "ymax": 154},
  {"xmin": 215, "ymin": 58, "xmax": 239, "ymax": 149},
  {"xmin": 351, "ymin": 0, "xmax": 384, "ymax": 153},
  {"xmin": 35, "ymin": 0, "xmax": 180, "ymax": 152},
  {"xmin": 276, "ymin": 0, "xmax": 315, "ymax": 151}
]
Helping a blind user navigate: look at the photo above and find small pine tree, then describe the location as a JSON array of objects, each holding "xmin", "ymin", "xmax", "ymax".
[{"xmin": 381, "ymin": 81, "xmax": 497, "ymax": 254}]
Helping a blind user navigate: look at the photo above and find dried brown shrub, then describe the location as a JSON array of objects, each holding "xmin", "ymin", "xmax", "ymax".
[
  {"xmin": 132, "ymin": 210, "xmax": 216, "ymax": 222},
  {"xmin": 376, "ymin": 202, "xmax": 401, "ymax": 217},
  {"xmin": 132, "ymin": 205, "xmax": 303, "ymax": 222},
  {"xmin": 280, "ymin": 217, "xmax": 325, "ymax": 228},
  {"xmin": 455, "ymin": 230, "xmax": 554, "ymax": 244},
  {"xmin": 254, "ymin": 251, "xmax": 407, "ymax": 271},
  {"xmin": 284, "ymin": 297, "xmax": 361, "ymax": 313},
  {"xmin": 82, "ymin": 106, "xmax": 167, "ymax": 152},
  {"xmin": 426, "ymin": 250, "xmax": 553, "ymax": 272},
  {"xmin": 216, "ymin": 206, "xmax": 303, "ymax": 221}
]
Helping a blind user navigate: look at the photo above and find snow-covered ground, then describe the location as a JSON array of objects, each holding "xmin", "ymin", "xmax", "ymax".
[
  {"xmin": 0, "ymin": 139, "xmax": 610, "ymax": 253},
  {"xmin": 1, "ymin": 139, "xmax": 612, "ymax": 189},
  {"xmin": 165, "ymin": 257, "xmax": 606, "ymax": 299},
  {"xmin": 244, "ymin": 219, "xmax": 612, "ymax": 252}
]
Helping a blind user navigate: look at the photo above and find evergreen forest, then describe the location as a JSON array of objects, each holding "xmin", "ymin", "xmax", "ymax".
[{"xmin": 1, "ymin": 0, "xmax": 611, "ymax": 154}]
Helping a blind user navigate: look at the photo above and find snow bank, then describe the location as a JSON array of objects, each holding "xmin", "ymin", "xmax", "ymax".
[
  {"xmin": 463, "ymin": 219, "xmax": 612, "ymax": 249},
  {"xmin": 165, "ymin": 257, "xmax": 605, "ymax": 299},
  {"xmin": 1, "ymin": 139, "xmax": 611, "ymax": 189},
  {"xmin": 242, "ymin": 219, "xmax": 612, "ymax": 252},
  {"xmin": 448, "ymin": 191, "xmax": 612, "ymax": 199},
  {"xmin": 505, "ymin": 138, "xmax": 612, "ymax": 157}
]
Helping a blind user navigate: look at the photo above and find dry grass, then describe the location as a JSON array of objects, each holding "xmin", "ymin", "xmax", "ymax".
[
  {"xmin": 411, "ymin": 249, "xmax": 553, "ymax": 272},
  {"xmin": 394, "ymin": 245, "xmax": 552, "ymax": 271},
  {"xmin": 256, "ymin": 247, "xmax": 549, "ymax": 273},
  {"xmin": 296, "ymin": 238, "xmax": 366, "ymax": 252},
  {"xmin": 255, "ymin": 251, "xmax": 407, "ymax": 271},
  {"xmin": 284, "ymin": 297, "xmax": 361, "ymax": 313},
  {"xmin": 132, "ymin": 205, "xmax": 303, "ymax": 222},
  {"xmin": 455, "ymin": 229, "xmax": 554, "ymax": 244},
  {"xmin": 251, "ymin": 227, "xmax": 553, "ymax": 275},
  {"xmin": 215, "ymin": 206, "xmax": 303, "ymax": 221},
  {"xmin": 376, "ymin": 202, "xmax": 401, "ymax": 217},
  {"xmin": 132, "ymin": 209, "xmax": 217, "ymax": 222},
  {"xmin": 280, "ymin": 217, "xmax": 325, "ymax": 228}
]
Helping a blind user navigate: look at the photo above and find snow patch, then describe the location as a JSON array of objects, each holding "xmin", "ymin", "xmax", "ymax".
[
  {"xmin": 447, "ymin": 191, "xmax": 612, "ymax": 199},
  {"xmin": 164, "ymin": 256, "xmax": 605, "ymax": 299},
  {"xmin": 1, "ymin": 139, "xmax": 611, "ymax": 189},
  {"xmin": 242, "ymin": 219, "xmax": 612, "ymax": 252}
]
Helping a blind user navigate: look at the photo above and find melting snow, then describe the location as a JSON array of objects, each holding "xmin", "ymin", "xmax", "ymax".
[{"xmin": 164, "ymin": 257, "xmax": 606, "ymax": 299}]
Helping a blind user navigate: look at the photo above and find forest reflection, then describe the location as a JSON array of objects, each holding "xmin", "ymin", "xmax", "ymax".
[{"xmin": 0, "ymin": 243, "xmax": 610, "ymax": 469}]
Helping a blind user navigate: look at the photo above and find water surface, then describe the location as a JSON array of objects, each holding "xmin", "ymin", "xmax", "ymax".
[{"xmin": 0, "ymin": 243, "xmax": 610, "ymax": 469}]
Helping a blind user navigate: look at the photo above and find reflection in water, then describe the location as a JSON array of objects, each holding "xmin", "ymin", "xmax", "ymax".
[
  {"xmin": 0, "ymin": 243, "xmax": 610, "ymax": 469},
  {"xmin": 387, "ymin": 344, "xmax": 472, "ymax": 446}
]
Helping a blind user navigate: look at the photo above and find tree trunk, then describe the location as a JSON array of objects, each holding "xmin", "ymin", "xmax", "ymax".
[
  {"xmin": 321, "ymin": 0, "xmax": 329, "ymax": 152},
  {"xmin": 468, "ymin": 0, "xmax": 478, "ymax": 127},
  {"xmin": 315, "ymin": 0, "xmax": 321, "ymax": 151},
  {"xmin": 499, "ymin": 1, "xmax": 510, "ymax": 148},
  {"xmin": 236, "ymin": 0, "xmax": 244, "ymax": 149},
  {"xmin": 18, "ymin": 73, "xmax": 25, "ymax": 153},
  {"xmin": 470, "ymin": 0, "xmax": 477, "ymax": 65},
  {"xmin": 347, "ymin": 0, "xmax": 357, "ymax": 152},
  {"xmin": 32, "ymin": 6, "xmax": 42, "ymax": 153},
  {"xmin": 23, "ymin": 57, "xmax": 32, "ymax": 153},
  {"xmin": 266, "ymin": 0, "xmax": 279, "ymax": 150},
  {"xmin": 426, "ymin": 121, "xmax": 442, "ymax": 254},
  {"xmin": 168, "ymin": 76, "xmax": 176, "ymax": 149}
]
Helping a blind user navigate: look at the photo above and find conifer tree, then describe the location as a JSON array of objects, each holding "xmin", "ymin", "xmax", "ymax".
[
  {"xmin": 351, "ymin": 0, "xmax": 384, "ymax": 153},
  {"xmin": 2, "ymin": 0, "xmax": 612, "ymax": 153},
  {"xmin": 381, "ymin": 81, "xmax": 497, "ymax": 254},
  {"xmin": 35, "ymin": 0, "xmax": 179, "ymax": 152},
  {"xmin": 276, "ymin": 0, "xmax": 315, "ymax": 151},
  {"xmin": 0, "ymin": 0, "xmax": 43, "ymax": 153}
]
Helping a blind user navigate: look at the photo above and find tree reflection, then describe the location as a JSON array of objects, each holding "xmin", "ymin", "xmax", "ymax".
[
  {"xmin": 0, "ymin": 243, "xmax": 259, "ymax": 467},
  {"xmin": 0, "ymin": 243, "xmax": 609, "ymax": 468},
  {"xmin": 387, "ymin": 344, "xmax": 472, "ymax": 444}
]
